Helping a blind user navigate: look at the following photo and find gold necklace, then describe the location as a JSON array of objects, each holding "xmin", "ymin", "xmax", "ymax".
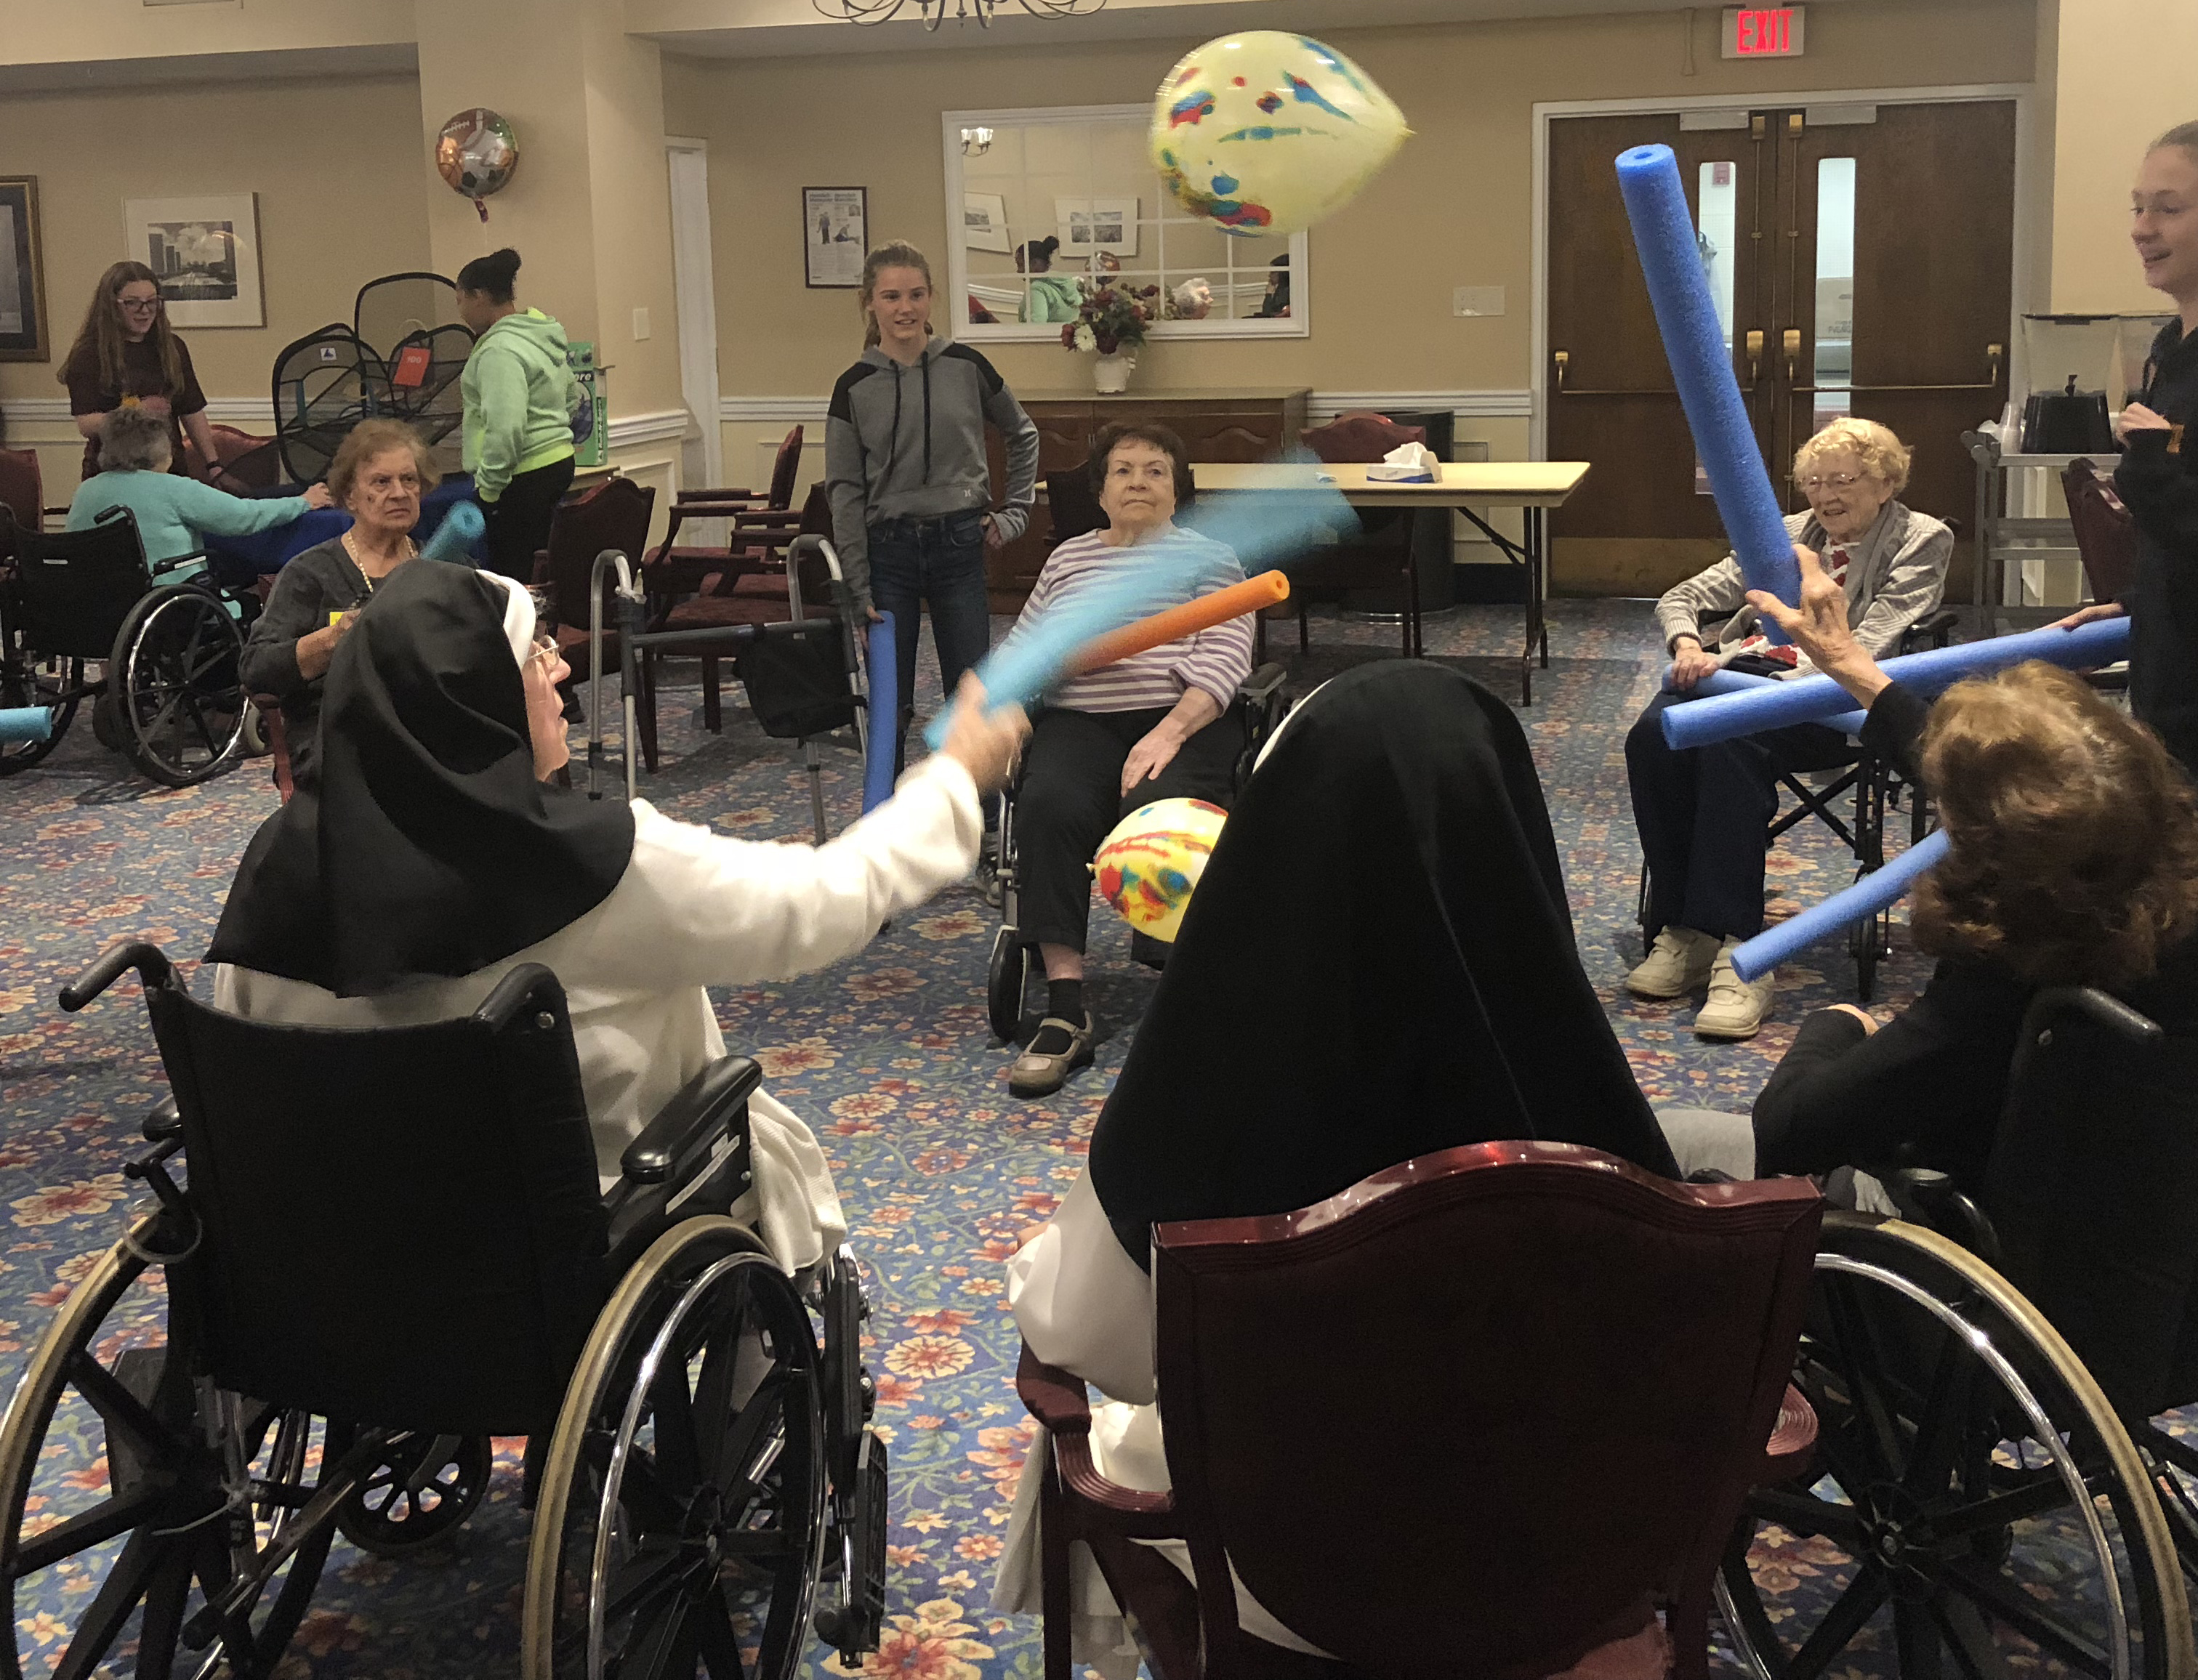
[{"xmin": 342, "ymin": 529, "xmax": 416, "ymax": 591}]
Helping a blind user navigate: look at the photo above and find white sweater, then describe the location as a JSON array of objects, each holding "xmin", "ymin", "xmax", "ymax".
[{"xmin": 214, "ymin": 756, "xmax": 983, "ymax": 1272}]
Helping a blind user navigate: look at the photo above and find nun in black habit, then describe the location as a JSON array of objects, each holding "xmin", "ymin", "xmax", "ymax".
[
  {"xmin": 994, "ymin": 661, "xmax": 1675, "ymax": 1667},
  {"xmin": 209, "ymin": 560, "xmax": 1026, "ymax": 1273}
]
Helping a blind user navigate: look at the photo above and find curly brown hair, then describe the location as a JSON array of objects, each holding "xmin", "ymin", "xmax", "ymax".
[
  {"xmin": 325, "ymin": 420, "xmax": 439, "ymax": 508},
  {"xmin": 1912, "ymin": 663, "xmax": 2198, "ymax": 989}
]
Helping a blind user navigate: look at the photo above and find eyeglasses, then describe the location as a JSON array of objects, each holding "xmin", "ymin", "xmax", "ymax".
[
  {"xmin": 528, "ymin": 633, "xmax": 560, "ymax": 669},
  {"xmin": 117, "ymin": 295, "xmax": 162, "ymax": 312},
  {"xmin": 1798, "ymin": 472, "xmax": 1864, "ymax": 492}
]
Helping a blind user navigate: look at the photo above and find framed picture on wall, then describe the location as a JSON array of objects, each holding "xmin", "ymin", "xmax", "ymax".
[
  {"xmin": 122, "ymin": 193, "xmax": 263, "ymax": 328},
  {"xmin": 805, "ymin": 187, "xmax": 868, "ymax": 288},
  {"xmin": 1055, "ymin": 196, "xmax": 1138, "ymax": 259},
  {"xmin": 0, "ymin": 177, "xmax": 49, "ymax": 361},
  {"xmin": 963, "ymin": 193, "xmax": 1011, "ymax": 254}
]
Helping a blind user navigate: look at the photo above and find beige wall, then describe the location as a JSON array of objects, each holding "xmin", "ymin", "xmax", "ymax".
[
  {"xmin": 2045, "ymin": 0, "xmax": 2197, "ymax": 313},
  {"xmin": 0, "ymin": 0, "xmax": 411, "ymax": 68},
  {"xmin": 0, "ymin": 75, "xmax": 430, "ymax": 496},
  {"xmin": 665, "ymin": 0, "xmax": 2034, "ymax": 410}
]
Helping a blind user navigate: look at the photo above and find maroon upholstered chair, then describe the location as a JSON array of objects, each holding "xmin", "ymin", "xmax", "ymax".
[
  {"xmin": 183, "ymin": 424, "xmax": 283, "ymax": 490},
  {"xmin": 532, "ymin": 474, "xmax": 659, "ymax": 767},
  {"xmin": 1292, "ymin": 411, "xmax": 1431, "ymax": 660},
  {"xmin": 0, "ymin": 447, "xmax": 49, "ymax": 554},
  {"xmin": 651, "ymin": 425, "xmax": 807, "ymax": 599},
  {"xmin": 2061, "ymin": 456, "xmax": 2139, "ymax": 609},
  {"xmin": 1017, "ymin": 1141, "xmax": 1822, "ymax": 1680}
]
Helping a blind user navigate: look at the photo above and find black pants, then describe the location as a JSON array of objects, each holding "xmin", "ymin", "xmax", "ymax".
[
  {"xmin": 480, "ymin": 455, "xmax": 576, "ymax": 583},
  {"xmin": 1626, "ymin": 690, "xmax": 1856, "ymax": 940},
  {"xmin": 1017, "ymin": 705, "xmax": 1244, "ymax": 953}
]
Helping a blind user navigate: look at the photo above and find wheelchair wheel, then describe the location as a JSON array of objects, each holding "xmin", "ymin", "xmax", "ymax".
[
  {"xmin": 0, "ymin": 653, "xmax": 80, "ymax": 774},
  {"xmin": 336, "ymin": 1432, "xmax": 491, "ymax": 1557},
  {"xmin": 0, "ymin": 1220, "xmax": 345, "ymax": 1679},
  {"xmin": 1719, "ymin": 1214, "xmax": 2193, "ymax": 1680},
  {"xmin": 110, "ymin": 584, "xmax": 246, "ymax": 787},
  {"xmin": 988, "ymin": 924, "xmax": 1029, "ymax": 1043},
  {"xmin": 523, "ymin": 1217, "xmax": 829, "ymax": 1680}
]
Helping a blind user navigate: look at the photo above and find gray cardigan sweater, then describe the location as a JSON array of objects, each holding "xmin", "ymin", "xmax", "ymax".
[
  {"xmin": 1654, "ymin": 503, "xmax": 1953, "ymax": 661},
  {"xmin": 825, "ymin": 339, "xmax": 1040, "ymax": 613}
]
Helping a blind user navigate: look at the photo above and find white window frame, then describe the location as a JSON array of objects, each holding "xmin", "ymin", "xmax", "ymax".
[{"xmin": 941, "ymin": 102, "xmax": 1311, "ymax": 344}]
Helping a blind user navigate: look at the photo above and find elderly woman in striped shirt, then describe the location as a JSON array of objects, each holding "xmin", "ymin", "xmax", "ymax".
[{"xmin": 1002, "ymin": 421, "xmax": 1257, "ymax": 1097}]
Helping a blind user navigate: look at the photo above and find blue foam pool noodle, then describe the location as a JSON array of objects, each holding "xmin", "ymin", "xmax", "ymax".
[
  {"xmin": 1615, "ymin": 143, "xmax": 1800, "ymax": 635},
  {"xmin": 0, "ymin": 707, "xmax": 52, "ymax": 746},
  {"xmin": 421, "ymin": 500, "xmax": 486, "ymax": 565},
  {"xmin": 864, "ymin": 614, "xmax": 898, "ymax": 813},
  {"xmin": 1659, "ymin": 616, "xmax": 2132, "ymax": 751},
  {"xmin": 1729, "ymin": 829, "xmax": 1948, "ymax": 982}
]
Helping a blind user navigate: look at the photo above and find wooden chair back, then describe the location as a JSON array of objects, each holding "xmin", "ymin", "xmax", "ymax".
[
  {"xmin": 540, "ymin": 475, "xmax": 656, "ymax": 630},
  {"xmin": 2060, "ymin": 456, "xmax": 2140, "ymax": 608},
  {"xmin": 1150, "ymin": 1142, "xmax": 1821, "ymax": 1679}
]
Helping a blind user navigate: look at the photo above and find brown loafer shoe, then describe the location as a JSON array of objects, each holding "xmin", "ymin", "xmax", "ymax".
[{"xmin": 1010, "ymin": 1011, "xmax": 1095, "ymax": 1099}]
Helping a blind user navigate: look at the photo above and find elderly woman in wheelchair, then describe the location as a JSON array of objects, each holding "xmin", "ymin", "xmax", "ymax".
[
  {"xmin": 989, "ymin": 421, "xmax": 1260, "ymax": 1098},
  {"xmin": 16, "ymin": 559, "xmax": 1023, "ymax": 1679},
  {"xmin": 1663, "ymin": 552, "xmax": 2198, "ymax": 1679}
]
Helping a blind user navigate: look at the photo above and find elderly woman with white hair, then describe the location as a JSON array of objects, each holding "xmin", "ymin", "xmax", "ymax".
[
  {"xmin": 1623, "ymin": 416, "xmax": 1952, "ymax": 1040},
  {"xmin": 65, "ymin": 405, "xmax": 329, "ymax": 565}
]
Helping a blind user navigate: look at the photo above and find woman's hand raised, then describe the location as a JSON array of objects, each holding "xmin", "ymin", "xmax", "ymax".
[{"xmin": 938, "ymin": 673, "xmax": 1027, "ymax": 797}]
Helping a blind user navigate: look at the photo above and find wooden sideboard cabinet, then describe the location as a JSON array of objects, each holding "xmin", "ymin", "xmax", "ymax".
[{"xmin": 983, "ymin": 387, "xmax": 1311, "ymax": 608}]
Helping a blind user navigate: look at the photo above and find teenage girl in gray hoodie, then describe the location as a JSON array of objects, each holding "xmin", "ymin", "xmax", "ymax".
[{"xmin": 826, "ymin": 241, "xmax": 1039, "ymax": 768}]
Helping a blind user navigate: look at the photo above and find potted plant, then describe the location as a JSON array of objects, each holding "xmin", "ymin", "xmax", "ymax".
[{"xmin": 1062, "ymin": 281, "xmax": 1160, "ymax": 394}]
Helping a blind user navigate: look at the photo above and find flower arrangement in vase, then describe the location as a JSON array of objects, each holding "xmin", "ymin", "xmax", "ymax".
[{"xmin": 1062, "ymin": 280, "xmax": 1160, "ymax": 394}]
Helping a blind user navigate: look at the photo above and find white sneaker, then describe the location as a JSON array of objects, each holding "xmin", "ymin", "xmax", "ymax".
[
  {"xmin": 1695, "ymin": 938, "xmax": 1774, "ymax": 1040},
  {"xmin": 1626, "ymin": 926, "xmax": 1720, "ymax": 999}
]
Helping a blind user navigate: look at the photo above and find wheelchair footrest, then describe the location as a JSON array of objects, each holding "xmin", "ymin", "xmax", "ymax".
[{"xmin": 813, "ymin": 1427, "xmax": 889, "ymax": 1660}]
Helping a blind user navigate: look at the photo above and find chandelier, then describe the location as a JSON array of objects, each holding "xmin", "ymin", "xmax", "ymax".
[{"xmin": 813, "ymin": 0, "xmax": 1106, "ymax": 27}]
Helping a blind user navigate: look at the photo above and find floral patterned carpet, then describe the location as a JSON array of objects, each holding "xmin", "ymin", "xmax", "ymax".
[{"xmin": 0, "ymin": 596, "xmax": 2013, "ymax": 1678}]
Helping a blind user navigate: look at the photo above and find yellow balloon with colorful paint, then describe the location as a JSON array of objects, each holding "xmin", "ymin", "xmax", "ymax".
[
  {"xmin": 1150, "ymin": 32, "xmax": 1408, "ymax": 238},
  {"xmin": 1092, "ymin": 798, "xmax": 1228, "ymax": 942}
]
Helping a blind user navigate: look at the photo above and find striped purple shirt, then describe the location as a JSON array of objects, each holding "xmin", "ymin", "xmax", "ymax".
[{"xmin": 1003, "ymin": 528, "xmax": 1257, "ymax": 715}]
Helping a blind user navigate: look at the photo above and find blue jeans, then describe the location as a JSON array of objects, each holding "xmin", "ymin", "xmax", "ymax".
[{"xmin": 867, "ymin": 509, "xmax": 992, "ymax": 772}]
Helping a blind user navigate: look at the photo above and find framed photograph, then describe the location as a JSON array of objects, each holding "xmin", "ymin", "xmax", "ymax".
[
  {"xmin": 805, "ymin": 187, "xmax": 868, "ymax": 288},
  {"xmin": 0, "ymin": 178, "xmax": 49, "ymax": 361},
  {"xmin": 123, "ymin": 193, "xmax": 262, "ymax": 328},
  {"xmin": 1055, "ymin": 195, "xmax": 1138, "ymax": 260},
  {"xmin": 962, "ymin": 192, "xmax": 1011, "ymax": 254}
]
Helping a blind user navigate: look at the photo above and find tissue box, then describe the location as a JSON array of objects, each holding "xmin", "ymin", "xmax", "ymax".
[{"xmin": 1365, "ymin": 443, "xmax": 1438, "ymax": 482}]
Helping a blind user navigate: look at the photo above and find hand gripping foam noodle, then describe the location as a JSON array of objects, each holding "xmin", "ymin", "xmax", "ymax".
[
  {"xmin": 1093, "ymin": 797, "xmax": 1228, "ymax": 942},
  {"xmin": 1151, "ymin": 33, "xmax": 1408, "ymax": 238}
]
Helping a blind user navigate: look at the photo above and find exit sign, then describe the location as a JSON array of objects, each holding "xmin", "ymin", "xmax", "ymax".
[{"xmin": 1723, "ymin": 6, "xmax": 1806, "ymax": 57}]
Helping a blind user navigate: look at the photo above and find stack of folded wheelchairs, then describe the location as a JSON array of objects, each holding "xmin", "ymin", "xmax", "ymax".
[
  {"xmin": 6, "ymin": 944, "xmax": 889, "ymax": 1679},
  {"xmin": 0, "ymin": 506, "xmax": 257, "ymax": 785}
]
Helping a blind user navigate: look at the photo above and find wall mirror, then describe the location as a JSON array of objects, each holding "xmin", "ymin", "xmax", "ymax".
[{"xmin": 943, "ymin": 103, "xmax": 1311, "ymax": 342}]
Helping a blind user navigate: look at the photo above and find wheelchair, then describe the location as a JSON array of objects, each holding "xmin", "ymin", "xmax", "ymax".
[
  {"xmin": 1719, "ymin": 985, "xmax": 2198, "ymax": 1678},
  {"xmin": 0, "ymin": 505, "xmax": 256, "ymax": 785},
  {"xmin": 984, "ymin": 661, "xmax": 1293, "ymax": 1041},
  {"xmin": 1635, "ymin": 610, "xmax": 1957, "ymax": 1002},
  {"xmin": 6, "ymin": 942, "xmax": 888, "ymax": 1679}
]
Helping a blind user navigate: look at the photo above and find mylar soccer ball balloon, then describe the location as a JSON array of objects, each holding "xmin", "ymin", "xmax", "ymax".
[
  {"xmin": 436, "ymin": 108, "xmax": 519, "ymax": 215},
  {"xmin": 1092, "ymin": 798, "xmax": 1228, "ymax": 943},
  {"xmin": 1150, "ymin": 33, "xmax": 1407, "ymax": 237}
]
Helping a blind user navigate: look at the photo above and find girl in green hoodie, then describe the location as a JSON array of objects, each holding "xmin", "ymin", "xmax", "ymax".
[{"xmin": 456, "ymin": 249, "xmax": 582, "ymax": 581}]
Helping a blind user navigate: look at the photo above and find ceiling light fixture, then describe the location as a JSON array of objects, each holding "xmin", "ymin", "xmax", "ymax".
[
  {"xmin": 961, "ymin": 126, "xmax": 994, "ymax": 155},
  {"xmin": 814, "ymin": 0, "xmax": 1106, "ymax": 29}
]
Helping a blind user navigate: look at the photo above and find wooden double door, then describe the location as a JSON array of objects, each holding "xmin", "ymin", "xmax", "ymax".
[{"xmin": 1547, "ymin": 100, "xmax": 2016, "ymax": 599}]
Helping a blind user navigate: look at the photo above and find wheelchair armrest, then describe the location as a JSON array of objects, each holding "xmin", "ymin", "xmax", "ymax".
[
  {"xmin": 1237, "ymin": 661, "xmax": 1288, "ymax": 711},
  {"xmin": 60, "ymin": 942, "xmax": 174, "ymax": 1012},
  {"xmin": 2023, "ymin": 985, "xmax": 2164, "ymax": 1047},
  {"xmin": 621, "ymin": 1055, "xmax": 764, "ymax": 1186},
  {"xmin": 1875, "ymin": 1166, "xmax": 2005, "ymax": 1267},
  {"xmin": 142, "ymin": 1094, "xmax": 181, "ymax": 1144}
]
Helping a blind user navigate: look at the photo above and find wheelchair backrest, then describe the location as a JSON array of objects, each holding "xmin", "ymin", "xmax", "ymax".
[
  {"xmin": 3, "ymin": 507, "xmax": 153, "ymax": 661},
  {"xmin": 1151, "ymin": 1142, "xmax": 1821, "ymax": 1675},
  {"xmin": 145, "ymin": 963, "xmax": 611, "ymax": 1437},
  {"xmin": 1982, "ymin": 992, "xmax": 2198, "ymax": 1421}
]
